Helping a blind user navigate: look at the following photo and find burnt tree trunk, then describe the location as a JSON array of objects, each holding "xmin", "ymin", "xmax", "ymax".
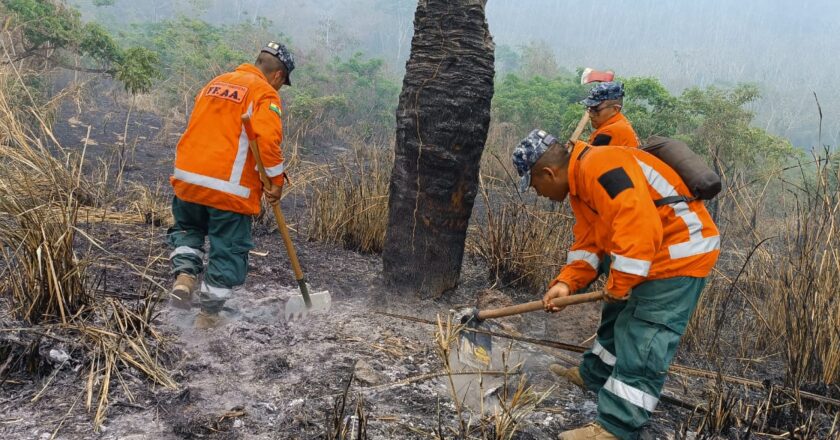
[{"xmin": 382, "ymin": 0, "xmax": 495, "ymax": 296}]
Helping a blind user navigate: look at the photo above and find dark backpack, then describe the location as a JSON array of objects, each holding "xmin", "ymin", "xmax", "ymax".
[{"xmin": 642, "ymin": 136, "xmax": 722, "ymax": 205}]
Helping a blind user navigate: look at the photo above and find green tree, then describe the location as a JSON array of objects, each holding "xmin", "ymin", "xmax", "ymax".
[
  {"xmin": 1, "ymin": 0, "xmax": 158, "ymax": 91},
  {"xmin": 122, "ymin": 17, "xmax": 264, "ymax": 112},
  {"xmin": 116, "ymin": 47, "xmax": 159, "ymax": 95},
  {"xmin": 622, "ymin": 77, "xmax": 690, "ymax": 139},
  {"xmin": 286, "ymin": 52, "xmax": 400, "ymax": 143},
  {"xmin": 490, "ymin": 70, "xmax": 795, "ymax": 182},
  {"xmin": 681, "ymin": 84, "xmax": 794, "ymax": 179},
  {"xmin": 492, "ymin": 73, "xmax": 585, "ymax": 137}
]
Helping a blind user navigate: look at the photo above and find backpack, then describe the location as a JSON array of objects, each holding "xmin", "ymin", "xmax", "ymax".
[{"xmin": 641, "ymin": 136, "xmax": 722, "ymax": 206}]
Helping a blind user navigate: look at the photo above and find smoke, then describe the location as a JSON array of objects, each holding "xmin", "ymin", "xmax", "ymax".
[{"xmin": 71, "ymin": 0, "xmax": 839, "ymax": 147}]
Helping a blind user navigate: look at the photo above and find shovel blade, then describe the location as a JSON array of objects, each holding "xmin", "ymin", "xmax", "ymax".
[
  {"xmin": 456, "ymin": 312, "xmax": 493, "ymax": 370},
  {"xmin": 284, "ymin": 290, "xmax": 331, "ymax": 321},
  {"xmin": 458, "ymin": 332, "xmax": 492, "ymax": 369}
]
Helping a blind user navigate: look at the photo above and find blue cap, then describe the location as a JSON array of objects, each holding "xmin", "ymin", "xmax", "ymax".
[
  {"xmin": 581, "ymin": 81, "xmax": 624, "ymax": 107},
  {"xmin": 261, "ymin": 41, "xmax": 295, "ymax": 85},
  {"xmin": 512, "ymin": 129, "xmax": 559, "ymax": 192}
]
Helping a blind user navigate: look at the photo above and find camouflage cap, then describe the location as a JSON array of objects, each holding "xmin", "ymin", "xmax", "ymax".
[
  {"xmin": 581, "ymin": 81, "xmax": 624, "ymax": 107},
  {"xmin": 261, "ymin": 41, "xmax": 295, "ymax": 86},
  {"xmin": 512, "ymin": 129, "xmax": 559, "ymax": 193}
]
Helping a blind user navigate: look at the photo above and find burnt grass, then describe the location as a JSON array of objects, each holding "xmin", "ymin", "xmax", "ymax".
[{"xmin": 1, "ymin": 80, "xmax": 833, "ymax": 439}]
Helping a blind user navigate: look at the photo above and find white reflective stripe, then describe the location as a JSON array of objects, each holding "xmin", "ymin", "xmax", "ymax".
[
  {"xmin": 611, "ymin": 253, "xmax": 651, "ymax": 277},
  {"xmin": 672, "ymin": 203, "xmax": 704, "ymax": 240},
  {"xmin": 230, "ymin": 102, "xmax": 253, "ymax": 185},
  {"xmin": 264, "ymin": 161, "xmax": 285, "ymax": 178},
  {"xmin": 669, "ymin": 235, "xmax": 720, "ymax": 259},
  {"xmin": 200, "ymin": 282, "xmax": 233, "ymax": 300},
  {"xmin": 230, "ymin": 127, "xmax": 250, "ymax": 185},
  {"xmin": 567, "ymin": 250, "xmax": 600, "ymax": 271},
  {"xmin": 170, "ymin": 246, "xmax": 204, "ymax": 260},
  {"xmin": 592, "ymin": 340, "xmax": 616, "ymax": 366},
  {"xmin": 173, "ymin": 168, "xmax": 251, "ymax": 198},
  {"xmin": 604, "ymin": 377, "xmax": 659, "ymax": 412},
  {"xmin": 635, "ymin": 159, "xmax": 718, "ymax": 259}
]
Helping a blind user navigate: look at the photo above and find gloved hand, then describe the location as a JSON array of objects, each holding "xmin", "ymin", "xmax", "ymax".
[{"xmin": 264, "ymin": 184, "xmax": 283, "ymax": 204}]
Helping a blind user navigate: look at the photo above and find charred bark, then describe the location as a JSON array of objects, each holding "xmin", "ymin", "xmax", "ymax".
[{"xmin": 382, "ymin": 0, "xmax": 495, "ymax": 296}]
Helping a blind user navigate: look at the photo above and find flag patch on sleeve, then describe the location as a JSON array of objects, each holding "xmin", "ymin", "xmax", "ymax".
[{"xmin": 269, "ymin": 103, "xmax": 282, "ymax": 118}]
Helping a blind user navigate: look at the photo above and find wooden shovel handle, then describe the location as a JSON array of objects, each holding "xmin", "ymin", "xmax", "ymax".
[
  {"xmin": 570, "ymin": 111, "xmax": 591, "ymax": 143},
  {"xmin": 241, "ymin": 115, "xmax": 311, "ymax": 305},
  {"xmin": 476, "ymin": 291, "xmax": 605, "ymax": 321}
]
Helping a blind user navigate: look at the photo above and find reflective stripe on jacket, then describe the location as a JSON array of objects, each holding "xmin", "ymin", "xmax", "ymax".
[
  {"xmin": 171, "ymin": 63, "xmax": 285, "ymax": 215},
  {"xmin": 589, "ymin": 112, "xmax": 640, "ymax": 147},
  {"xmin": 556, "ymin": 141, "xmax": 720, "ymax": 297}
]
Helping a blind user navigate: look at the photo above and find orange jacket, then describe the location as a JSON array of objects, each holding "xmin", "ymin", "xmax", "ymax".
[
  {"xmin": 589, "ymin": 112, "xmax": 640, "ymax": 147},
  {"xmin": 555, "ymin": 141, "xmax": 719, "ymax": 298},
  {"xmin": 171, "ymin": 64, "xmax": 286, "ymax": 216}
]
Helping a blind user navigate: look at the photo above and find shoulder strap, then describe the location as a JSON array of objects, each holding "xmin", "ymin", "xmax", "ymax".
[
  {"xmin": 654, "ymin": 195, "xmax": 694, "ymax": 207},
  {"xmin": 577, "ymin": 145, "xmax": 592, "ymax": 160}
]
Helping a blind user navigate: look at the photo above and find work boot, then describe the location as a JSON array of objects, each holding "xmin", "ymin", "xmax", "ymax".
[
  {"xmin": 171, "ymin": 273, "xmax": 197, "ymax": 309},
  {"xmin": 193, "ymin": 310, "xmax": 225, "ymax": 329},
  {"xmin": 559, "ymin": 423, "xmax": 618, "ymax": 440},
  {"xmin": 549, "ymin": 364, "xmax": 586, "ymax": 391}
]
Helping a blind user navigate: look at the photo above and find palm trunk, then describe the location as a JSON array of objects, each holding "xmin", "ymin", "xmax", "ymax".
[{"xmin": 382, "ymin": 0, "xmax": 495, "ymax": 296}]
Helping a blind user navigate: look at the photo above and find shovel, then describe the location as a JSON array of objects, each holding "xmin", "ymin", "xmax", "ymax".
[
  {"xmin": 457, "ymin": 291, "xmax": 605, "ymax": 368},
  {"xmin": 241, "ymin": 114, "xmax": 331, "ymax": 321}
]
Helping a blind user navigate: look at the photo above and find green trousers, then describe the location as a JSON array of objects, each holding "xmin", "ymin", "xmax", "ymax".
[
  {"xmin": 167, "ymin": 197, "xmax": 253, "ymax": 313},
  {"xmin": 578, "ymin": 275, "xmax": 705, "ymax": 440}
]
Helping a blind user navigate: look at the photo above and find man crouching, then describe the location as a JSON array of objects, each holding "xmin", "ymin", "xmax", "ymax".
[{"xmin": 512, "ymin": 130, "xmax": 720, "ymax": 439}]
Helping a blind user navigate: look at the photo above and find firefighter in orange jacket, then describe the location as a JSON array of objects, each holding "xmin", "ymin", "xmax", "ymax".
[
  {"xmin": 168, "ymin": 42, "xmax": 294, "ymax": 328},
  {"xmin": 513, "ymin": 130, "xmax": 720, "ymax": 440},
  {"xmin": 582, "ymin": 82, "xmax": 640, "ymax": 148}
]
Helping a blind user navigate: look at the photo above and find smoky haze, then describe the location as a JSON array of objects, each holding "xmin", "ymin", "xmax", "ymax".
[{"xmin": 74, "ymin": 0, "xmax": 839, "ymax": 147}]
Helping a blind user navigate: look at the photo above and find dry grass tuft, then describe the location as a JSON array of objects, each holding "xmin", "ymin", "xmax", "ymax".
[
  {"xmin": 468, "ymin": 178, "xmax": 574, "ymax": 293},
  {"xmin": 0, "ymin": 64, "xmax": 175, "ymax": 431},
  {"xmin": 0, "ymin": 69, "xmax": 92, "ymax": 324},
  {"xmin": 686, "ymin": 150, "xmax": 840, "ymax": 389},
  {"xmin": 305, "ymin": 144, "xmax": 391, "ymax": 254},
  {"xmin": 756, "ymin": 150, "xmax": 840, "ymax": 388},
  {"xmin": 126, "ymin": 181, "xmax": 173, "ymax": 227}
]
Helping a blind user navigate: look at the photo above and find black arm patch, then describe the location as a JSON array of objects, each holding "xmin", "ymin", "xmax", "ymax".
[
  {"xmin": 598, "ymin": 167, "xmax": 634, "ymax": 199},
  {"xmin": 591, "ymin": 134, "xmax": 613, "ymax": 146}
]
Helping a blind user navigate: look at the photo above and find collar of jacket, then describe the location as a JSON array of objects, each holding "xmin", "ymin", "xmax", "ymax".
[
  {"xmin": 567, "ymin": 140, "xmax": 590, "ymax": 197},
  {"xmin": 599, "ymin": 111, "xmax": 627, "ymax": 130},
  {"xmin": 235, "ymin": 63, "xmax": 271, "ymax": 85}
]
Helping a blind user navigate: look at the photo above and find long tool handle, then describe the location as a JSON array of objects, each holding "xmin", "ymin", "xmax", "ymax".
[
  {"xmin": 569, "ymin": 111, "xmax": 591, "ymax": 143},
  {"xmin": 241, "ymin": 114, "xmax": 312, "ymax": 308},
  {"xmin": 476, "ymin": 291, "xmax": 604, "ymax": 321}
]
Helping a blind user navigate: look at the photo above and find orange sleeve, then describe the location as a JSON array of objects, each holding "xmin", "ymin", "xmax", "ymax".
[
  {"xmin": 555, "ymin": 212, "xmax": 602, "ymax": 292},
  {"xmin": 588, "ymin": 156, "xmax": 662, "ymax": 298},
  {"xmin": 252, "ymin": 93, "xmax": 286, "ymax": 186}
]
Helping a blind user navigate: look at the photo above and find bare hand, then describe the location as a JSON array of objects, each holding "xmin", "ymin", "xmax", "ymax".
[
  {"xmin": 264, "ymin": 184, "xmax": 283, "ymax": 204},
  {"xmin": 543, "ymin": 282, "xmax": 572, "ymax": 313}
]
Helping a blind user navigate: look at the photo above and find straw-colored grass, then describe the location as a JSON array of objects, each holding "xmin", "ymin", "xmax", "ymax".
[
  {"xmin": 684, "ymin": 151, "xmax": 840, "ymax": 390},
  {"xmin": 468, "ymin": 177, "xmax": 575, "ymax": 294},
  {"xmin": 0, "ymin": 63, "xmax": 175, "ymax": 431},
  {"xmin": 305, "ymin": 144, "xmax": 391, "ymax": 254}
]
